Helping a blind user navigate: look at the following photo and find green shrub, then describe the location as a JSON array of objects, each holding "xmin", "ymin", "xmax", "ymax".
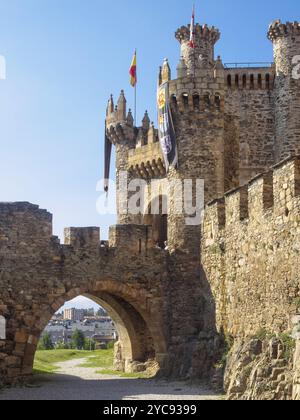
[
  {"xmin": 278, "ymin": 333, "xmax": 295, "ymax": 360},
  {"xmin": 107, "ymin": 341, "xmax": 116, "ymax": 350},
  {"xmin": 214, "ymin": 334, "xmax": 234, "ymax": 370}
]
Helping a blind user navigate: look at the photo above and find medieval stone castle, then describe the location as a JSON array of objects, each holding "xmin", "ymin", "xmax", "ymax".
[{"xmin": 0, "ymin": 18, "xmax": 300, "ymax": 400}]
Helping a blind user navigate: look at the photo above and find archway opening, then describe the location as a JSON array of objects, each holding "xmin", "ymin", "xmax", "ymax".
[{"xmin": 31, "ymin": 292, "xmax": 161, "ymax": 380}]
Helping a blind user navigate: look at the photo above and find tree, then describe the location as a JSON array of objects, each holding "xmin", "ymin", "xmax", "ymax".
[
  {"xmin": 72, "ymin": 329, "xmax": 85, "ymax": 350},
  {"xmin": 84, "ymin": 338, "xmax": 96, "ymax": 351},
  {"xmin": 38, "ymin": 332, "xmax": 54, "ymax": 350}
]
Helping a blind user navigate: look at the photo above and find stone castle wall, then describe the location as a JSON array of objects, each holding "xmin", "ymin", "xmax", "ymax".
[
  {"xmin": 201, "ymin": 156, "xmax": 300, "ymax": 337},
  {"xmin": 0, "ymin": 202, "xmax": 218, "ymax": 387},
  {"xmin": 224, "ymin": 69, "xmax": 276, "ymax": 186}
]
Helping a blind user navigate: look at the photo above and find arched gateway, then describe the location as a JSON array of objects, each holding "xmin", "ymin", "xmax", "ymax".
[{"xmin": 0, "ymin": 202, "xmax": 217, "ymax": 386}]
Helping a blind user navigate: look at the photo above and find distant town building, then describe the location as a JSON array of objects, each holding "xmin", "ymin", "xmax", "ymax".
[
  {"xmin": 45, "ymin": 313, "xmax": 117, "ymax": 347},
  {"xmin": 63, "ymin": 308, "xmax": 84, "ymax": 322}
]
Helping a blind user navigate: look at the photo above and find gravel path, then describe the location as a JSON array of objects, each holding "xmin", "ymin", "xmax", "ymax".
[{"xmin": 0, "ymin": 358, "xmax": 221, "ymax": 400}]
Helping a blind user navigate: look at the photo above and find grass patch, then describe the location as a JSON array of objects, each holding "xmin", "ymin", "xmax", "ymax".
[
  {"xmin": 79, "ymin": 350, "xmax": 113, "ymax": 369},
  {"xmin": 251, "ymin": 328, "xmax": 276, "ymax": 341},
  {"xmin": 97, "ymin": 369, "xmax": 150, "ymax": 379},
  {"xmin": 33, "ymin": 349, "xmax": 153, "ymax": 379},
  {"xmin": 33, "ymin": 349, "xmax": 113, "ymax": 375}
]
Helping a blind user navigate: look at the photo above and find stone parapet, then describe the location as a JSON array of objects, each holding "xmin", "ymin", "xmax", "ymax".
[
  {"xmin": 64, "ymin": 227, "xmax": 100, "ymax": 248},
  {"xmin": 109, "ymin": 224, "xmax": 154, "ymax": 254}
]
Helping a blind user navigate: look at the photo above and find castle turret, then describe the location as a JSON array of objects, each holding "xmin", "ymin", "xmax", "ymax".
[
  {"xmin": 105, "ymin": 90, "xmax": 136, "ymax": 224},
  {"xmin": 175, "ymin": 24, "xmax": 220, "ymax": 75},
  {"xmin": 268, "ymin": 20, "xmax": 300, "ymax": 161},
  {"xmin": 157, "ymin": 22, "xmax": 225, "ymax": 255}
]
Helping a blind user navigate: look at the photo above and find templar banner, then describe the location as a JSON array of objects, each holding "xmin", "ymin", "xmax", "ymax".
[{"xmin": 157, "ymin": 82, "xmax": 178, "ymax": 172}]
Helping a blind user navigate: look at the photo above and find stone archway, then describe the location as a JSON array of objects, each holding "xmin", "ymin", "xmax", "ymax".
[
  {"xmin": 16, "ymin": 279, "xmax": 168, "ymax": 379},
  {"xmin": 0, "ymin": 202, "xmax": 215, "ymax": 386}
]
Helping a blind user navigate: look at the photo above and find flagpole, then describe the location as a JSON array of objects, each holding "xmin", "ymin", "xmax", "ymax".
[
  {"xmin": 134, "ymin": 49, "xmax": 137, "ymax": 125},
  {"xmin": 193, "ymin": 5, "xmax": 196, "ymax": 83},
  {"xmin": 134, "ymin": 80, "xmax": 137, "ymax": 126}
]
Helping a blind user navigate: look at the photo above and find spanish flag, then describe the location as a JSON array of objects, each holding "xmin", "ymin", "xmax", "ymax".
[
  {"xmin": 188, "ymin": 5, "xmax": 196, "ymax": 49},
  {"xmin": 129, "ymin": 50, "xmax": 137, "ymax": 87}
]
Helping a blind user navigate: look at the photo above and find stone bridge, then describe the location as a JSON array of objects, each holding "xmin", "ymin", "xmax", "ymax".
[{"xmin": 0, "ymin": 202, "xmax": 218, "ymax": 386}]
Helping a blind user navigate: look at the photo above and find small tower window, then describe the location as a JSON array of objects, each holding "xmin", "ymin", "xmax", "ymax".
[
  {"xmin": 242, "ymin": 74, "xmax": 247, "ymax": 88},
  {"xmin": 235, "ymin": 74, "xmax": 239, "ymax": 88},
  {"xmin": 193, "ymin": 93, "xmax": 200, "ymax": 110},
  {"xmin": 171, "ymin": 94, "xmax": 177, "ymax": 110},
  {"xmin": 182, "ymin": 93, "xmax": 189, "ymax": 109},
  {"xmin": 215, "ymin": 94, "xmax": 221, "ymax": 109},
  {"xmin": 250, "ymin": 74, "xmax": 254, "ymax": 89},
  {"xmin": 227, "ymin": 75, "xmax": 232, "ymax": 87},
  {"xmin": 258, "ymin": 74, "xmax": 262, "ymax": 88},
  {"xmin": 204, "ymin": 93, "xmax": 211, "ymax": 107},
  {"xmin": 266, "ymin": 74, "xmax": 270, "ymax": 90}
]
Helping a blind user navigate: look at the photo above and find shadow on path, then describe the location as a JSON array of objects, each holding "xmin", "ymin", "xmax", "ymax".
[{"xmin": 0, "ymin": 372, "xmax": 221, "ymax": 400}]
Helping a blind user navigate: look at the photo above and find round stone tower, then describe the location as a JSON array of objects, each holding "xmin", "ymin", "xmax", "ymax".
[
  {"xmin": 268, "ymin": 20, "xmax": 300, "ymax": 161},
  {"xmin": 175, "ymin": 23, "xmax": 220, "ymax": 74},
  {"xmin": 161, "ymin": 22, "xmax": 225, "ymax": 255}
]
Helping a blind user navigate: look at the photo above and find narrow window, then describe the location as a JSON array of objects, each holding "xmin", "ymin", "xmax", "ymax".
[
  {"xmin": 242, "ymin": 74, "xmax": 247, "ymax": 88},
  {"xmin": 204, "ymin": 93, "xmax": 211, "ymax": 107},
  {"xmin": 171, "ymin": 94, "xmax": 177, "ymax": 109},
  {"xmin": 250, "ymin": 74, "xmax": 254, "ymax": 89},
  {"xmin": 193, "ymin": 93, "xmax": 200, "ymax": 110},
  {"xmin": 235, "ymin": 74, "xmax": 239, "ymax": 87},
  {"xmin": 182, "ymin": 93, "xmax": 189, "ymax": 109},
  {"xmin": 215, "ymin": 94, "xmax": 221, "ymax": 109},
  {"xmin": 227, "ymin": 74, "xmax": 232, "ymax": 87},
  {"xmin": 266, "ymin": 74, "xmax": 270, "ymax": 90},
  {"xmin": 258, "ymin": 74, "xmax": 262, "ymax": 88}
]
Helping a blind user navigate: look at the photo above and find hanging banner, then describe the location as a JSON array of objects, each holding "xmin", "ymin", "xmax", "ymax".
[
  {"xmin": 157, "ymin": 82, "xmax": 178, "ymax": 172},
  {"xmin": 104, "ymin": 121, "xmax": 112, "ymax": 193}
]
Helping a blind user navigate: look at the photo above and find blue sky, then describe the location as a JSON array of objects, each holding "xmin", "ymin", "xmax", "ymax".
[
  {"xmin": 0, "ymin": 0, "xmax": 299, "ymax": 241},
  {"xmin": 60, "ymin": 295, "xmax": 101, "ymax": 312}
]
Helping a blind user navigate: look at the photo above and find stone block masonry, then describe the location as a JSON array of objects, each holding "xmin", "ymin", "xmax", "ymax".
[
  {"xmin": 202, "ymin": 156, "xmax": 300, "ymax": 337},
  {"xmin": 1, "ymin": 16, "xmax": 300, "ymax": 400},
  {"xmin": 202, "ymin": 156, "xmax": 300, "ymax": 399},
  {"xmin": 0, "ymin": 202, "xmax": 217, "ymax": 388}
]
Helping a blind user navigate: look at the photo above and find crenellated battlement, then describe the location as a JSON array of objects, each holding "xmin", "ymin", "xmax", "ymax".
[
  {"xmin": 203, "ymin": 156, "xmax": 300, "ymax": 233},
  {"xmin": 202, "ymin": 155, "xmax": 300, "ymax": 345},
  {"xmin": 175, "ymin": 24, "xmax": 220, "ymax": 45},
  {"xmin": 268, "ymin": 19, "xmax": 300, "ymax": 41},
  {"xmin": 0, "ymin": 202, "xmax": 160, "ymax": 256},
  {"xmin": 167, "ymin": 75, "xmax": 225, "ymax": 115}
]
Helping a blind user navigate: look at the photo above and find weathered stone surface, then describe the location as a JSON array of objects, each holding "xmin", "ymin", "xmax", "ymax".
[
  {"xmin": 1, "ymin": 17, "xmax": 300, "ymax": 401},
  {"xmin": 225, "ymin": 338, "xmax": 294, "ymax": 400},
  {"xmin": 0, "ymin": 202, "xmax": 217, "ymax": 386}
]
